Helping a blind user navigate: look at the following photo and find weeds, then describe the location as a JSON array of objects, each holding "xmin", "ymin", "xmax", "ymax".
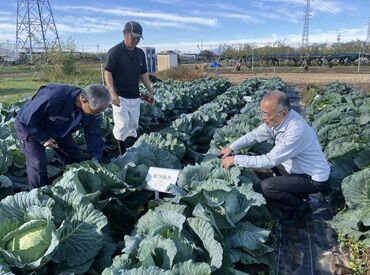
[
  {"xmin": 338, "ymin": 234, "xmax": 368, "ymax": 275},
  {"xmin": 156, "ymin": 64, "xmax": 205, "ymax": 81}
]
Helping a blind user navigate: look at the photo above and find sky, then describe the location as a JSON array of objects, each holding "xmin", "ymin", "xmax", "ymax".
[{"xmin": 0, "ymin": 0, "xmax": 368, "ymax": 53}]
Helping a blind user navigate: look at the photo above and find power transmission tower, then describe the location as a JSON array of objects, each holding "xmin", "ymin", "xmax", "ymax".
[
  {"xmin": 366, "ymin": 17, "xmax": 370, "ymax": 45},
  {"xmin": 337, "ymin": 33, "xmax": 341, "ymax": 44},
  {"xmin": 301, "ymin": 0, "xmax": 311, "ymax": 49},
  {"xmin": 16, "ymin": 0, "xmax": 61, "ymax": 62}
]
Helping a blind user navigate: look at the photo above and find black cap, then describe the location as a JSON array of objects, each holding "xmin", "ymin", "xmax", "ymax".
[{"xmin": 124, "ymin": 21, "xmax": 143, "ymax": 39}]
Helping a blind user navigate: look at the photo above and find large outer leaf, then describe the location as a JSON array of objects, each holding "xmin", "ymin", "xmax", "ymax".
[
  {"xmin": 187, "ymin": 217, "xmax": 223, "ymax": 269},
  {"xmin": 223, "ymin": 222, "xmax": 270, "ymax": 250},
  {"xmin": 123, "ymin": 234, "xmax": 143, "ymax": 255},
  {"xmin": 332, "ymin": 168, "xmax": 370, "ymax": 246},
  {"xmin": 102, "ymin": 254, "xmax": 138, "ymax": 275},
  {"xmin": 342, "ymin": 168, "xmax": 370, "ymax": 209},
  {"xmin": 0, "ymin": 189, "xmax": 49, "ymax": 220},
  {"xmin": 50, "ymin": 189, "xmax": 107, "ymax": 268},
  {"xmin": 136, "ymin": 209, "xmax": 186, "ymax": 237},
  {"xmin": 171, "ymin": 259, "xmax": 211, "ymax": 275},
  {"xmin": 54, "ymin": 168, "xmax": 102, "ymax": 202},
  {"xmin": 106, "ymin": 266, "xmax": 172, "ymax": 275},
  {"xmin": 137, "ymin": 235, "xmax": 177, "ymax": 270},
  {"xmin": 0, "ymin": 264, "xmax": 15, "ymax": 275},
  {"xmin": 332, "ymin": 207, "xmax": 370, "ymax": 243}
]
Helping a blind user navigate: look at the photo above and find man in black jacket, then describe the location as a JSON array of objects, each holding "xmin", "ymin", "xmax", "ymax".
[{"xmin": 15, "ymin": 84, "xmax": 111, "ymax": 189}]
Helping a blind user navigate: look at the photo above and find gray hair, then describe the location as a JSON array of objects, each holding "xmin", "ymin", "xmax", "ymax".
[
  {"xmin": 263, "ymin": 90, "xmax": 291, "ymax": 111},
  {"xmin": 81, "ymin": 84, "xmax": 111, "ymax": 111}
]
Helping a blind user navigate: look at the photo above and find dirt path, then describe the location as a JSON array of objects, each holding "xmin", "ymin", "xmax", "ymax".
[{"xmin": 218, "ymin": 73, "xmax": 370, "ymax": 92}]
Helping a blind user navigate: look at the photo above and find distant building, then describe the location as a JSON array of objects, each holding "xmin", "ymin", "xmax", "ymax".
[
  {"xmin": 140, "ymin": 47, "xmax": 156, "ymax": 73},
  {"xmin": 157, "ymin": 51, "xmax": 178, "ymax": 71},
  {"xmin": 0, "ymin": 45, "xmax": 19, "ymax": 62}
]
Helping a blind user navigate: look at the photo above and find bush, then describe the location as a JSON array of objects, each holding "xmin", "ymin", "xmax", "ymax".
[
  {"xmin": 156, "ymin": 65, "xmax": 205, "ymax": 81},
  {"xmin": 37, "ymin": 40, "xmax": 78, "ymax": 82}
]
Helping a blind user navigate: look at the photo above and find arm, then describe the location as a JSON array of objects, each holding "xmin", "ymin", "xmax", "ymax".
[
  {"xmin": 84, "ymin": 116, "xmax": 104, "ymax": 162},
  {"xmin": 233, "ymin": 127, "xmax": 305, "ymax": 169},
  {"xmin": 230, "ymin": 123, "xmax": 273, "ymax": 152},
  {"xmin": 140, "ymin": 72, "xmax": 155, "ymax": 105},
  {"xmin": 219, "ymin": 123, "xmax": 273, "ymax": 159},
  {"xmin": 104, "ymin": 70, "xmax": 120, "ymax": 107}
]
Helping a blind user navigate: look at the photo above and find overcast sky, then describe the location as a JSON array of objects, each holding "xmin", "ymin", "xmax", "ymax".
[{"xmin": 0, "ymin": 0, "xmax": 368, "ymax": 53}]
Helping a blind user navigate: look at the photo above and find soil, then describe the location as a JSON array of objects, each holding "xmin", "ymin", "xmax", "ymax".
[{"xmin": 216, "ymin": 72, "xmax": 370, "ymax": 92}]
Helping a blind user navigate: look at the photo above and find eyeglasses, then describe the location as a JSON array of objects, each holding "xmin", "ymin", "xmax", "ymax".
[
  {"xmin": 130, "ymin": 32, "xmax": 141, "ymax": 41},
  {"xmin": 260, "ymin": 108, "xmax": 286, "ymax": 117}
]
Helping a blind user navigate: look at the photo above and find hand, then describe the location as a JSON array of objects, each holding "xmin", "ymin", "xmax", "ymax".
[
  {"xmin": 218, "ymin": 146, "xmax": 233, "ymax": 159},
  {"xmin": 221, "ymin": 156, "xmax": 235, "ymax": 170},
  {"xmin": 110, "ymin": 92, "xmax": 120, "ymax": 107},
  {"xmin": 43, "ymin": 138, "xmax": 58, "ymax": 148},
  {"xmin": 143, "ymin": 94, "xmax": 155, "ymax": 105}
]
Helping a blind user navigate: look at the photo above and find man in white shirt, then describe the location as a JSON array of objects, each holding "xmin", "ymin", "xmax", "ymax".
[{"xmin": 219, "ymin": 90, "xmax": 330, "ymax": 225}]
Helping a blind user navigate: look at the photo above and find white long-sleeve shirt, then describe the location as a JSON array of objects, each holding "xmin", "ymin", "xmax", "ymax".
[{"xmin": 230, "ymin": 109, "xmax": 330, "ymax": 182}]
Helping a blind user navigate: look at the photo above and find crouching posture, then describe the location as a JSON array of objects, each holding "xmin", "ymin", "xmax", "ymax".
[
  {"xmin": 219, "ymin": 90, "xmax": 330, "ymax": 225},
  {"xmin": 15, "ymin": 84, "xmax": 111, "ymax": 189}
]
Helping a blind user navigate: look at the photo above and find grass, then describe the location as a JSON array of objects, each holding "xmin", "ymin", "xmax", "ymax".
[
  {"xmin": 0, "ymin": 76, "xmax": 43, "ymax": 105},
  {"xmin": 0, "ymin": 64, "xmax": 38, "ymax": 75},
  {"xmin": 0, "ymin": 63, "xmax": 103, "ymax": 105}
]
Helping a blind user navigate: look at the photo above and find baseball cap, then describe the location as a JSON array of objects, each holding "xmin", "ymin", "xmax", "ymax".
[{"xmin": 124, "ymin": 21, "xmax": 143, "ymax": 39}]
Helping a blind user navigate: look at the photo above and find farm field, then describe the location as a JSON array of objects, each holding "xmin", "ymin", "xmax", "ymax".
[
  {"xmin": 0, "ymin": 65, "xmax": 369, "ymax": 274},
  {"xmin": 218, "ymin": 72, "xmax": 370, "ymax": 91}
]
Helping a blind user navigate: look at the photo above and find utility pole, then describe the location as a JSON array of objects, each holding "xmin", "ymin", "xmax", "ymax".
[
  {"xmin": 16, "ymin": 0, "xmax": 61, "ymax": 62},
  {"xmin": 301, "ymin": 0, "xmax": 311, "ymax": 49}
]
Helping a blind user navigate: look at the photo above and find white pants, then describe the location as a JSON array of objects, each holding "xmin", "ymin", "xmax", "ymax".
[{"xmin": 112, "ymin": 97, "xmax": 141, "ymax": 141}]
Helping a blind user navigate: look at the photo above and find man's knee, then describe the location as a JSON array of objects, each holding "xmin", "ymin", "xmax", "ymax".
[{"xmin": 261, "ymin": 177, "xmax": 277, "ymax": 196}]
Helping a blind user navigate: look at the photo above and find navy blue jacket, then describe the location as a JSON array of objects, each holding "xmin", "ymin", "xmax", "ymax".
[{"xmin": 16, "ymin": 84, "xmax": 104, "ymax": 161}]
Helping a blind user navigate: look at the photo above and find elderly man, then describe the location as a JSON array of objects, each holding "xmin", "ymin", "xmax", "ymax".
[
  {"xmin": 219, "ymin": 90, "xmax": 330, "ymax": 225},
  {"xmin": 15, "ymin": 84, "xmax": 111, "ymax": 189},
  {"xmin": 104, "ymin": 20, "xmax": 155, "ymax": 155}
]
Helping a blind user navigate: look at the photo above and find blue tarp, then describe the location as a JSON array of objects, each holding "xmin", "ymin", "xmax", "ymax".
[{"xmin": 210, "ymin": 61, "xmax": 222, "ymax": 67}]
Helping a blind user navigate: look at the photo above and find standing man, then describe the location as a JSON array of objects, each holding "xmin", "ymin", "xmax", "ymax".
[
  {"xmin": 219, "ymin": 90, "xmax": 330, "ymax": 225},
  {"xmin": 104, "ymin": 20, "xmax": 155, "ymax": 155},
  {"xmin": 15, "ymin": 84, "xmax": 111, "ymax": 189}
]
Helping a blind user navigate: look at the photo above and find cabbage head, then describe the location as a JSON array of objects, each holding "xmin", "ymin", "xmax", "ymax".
[{"xmin": 0, "ymin": 189, "xmax": 59, "ymax": 270}]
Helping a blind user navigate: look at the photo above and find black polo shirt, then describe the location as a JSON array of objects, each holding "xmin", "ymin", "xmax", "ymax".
[{"xmin": 104, "ymin": 41, "xmax": 147, "ymax": 98}]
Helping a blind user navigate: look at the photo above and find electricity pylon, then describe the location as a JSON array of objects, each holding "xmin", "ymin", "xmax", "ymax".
[
  {"xmin": 16, "ymin": 0, "xmax": 61, "ymax": 62},
  {"xmin": 301, "ymin": 0, "xmax": 311, "ymax": 49},
  {"xmin": 366, "ymin": 17, "xmax": 370, "ymax": 45}
]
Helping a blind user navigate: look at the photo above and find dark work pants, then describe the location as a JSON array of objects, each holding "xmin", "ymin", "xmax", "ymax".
[
  {"xmin": 15, "ymin": 122, "xmax": 84, "ymax": 189},
  {"xmin": 260, "ymin": 173, "xmax": 326, "ymax": 217}
]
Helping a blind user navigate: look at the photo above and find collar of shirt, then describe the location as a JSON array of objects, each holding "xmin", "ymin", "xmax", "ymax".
[{"xmin": 269, "ymin": 110, "xmax": 294, "ymax": 135}]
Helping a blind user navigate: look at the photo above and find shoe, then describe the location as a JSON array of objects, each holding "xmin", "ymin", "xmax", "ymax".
[
  {"xmin": 117, "ymin": 140, "xmax": 126, "ymax": 155},
  {"xmin": 292, "ymin": 202, "xmax": 312, "ymax": 221},
  {"xmin": 279, "ymin": 203, "xmax": 312, "ymax": 226},
  {"xmin": 124, "ymin": 136, "xmax": 137, "ymax": 149}
]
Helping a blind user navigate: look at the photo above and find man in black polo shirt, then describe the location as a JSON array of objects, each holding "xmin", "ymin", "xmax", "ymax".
[{"xmin": 104, "ymin": 21, "xmax": 154, "ymax": 154}]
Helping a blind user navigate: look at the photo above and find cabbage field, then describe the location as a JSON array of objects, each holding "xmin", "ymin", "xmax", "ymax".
[{"xmin": 0, "ymin": 77, "xmax": 369, "ymax": 274}]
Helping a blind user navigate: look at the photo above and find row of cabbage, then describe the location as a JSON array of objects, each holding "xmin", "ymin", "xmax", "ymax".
[
  {"xmin": 0, "ymin": 78, "xmax": 283, "ymax": 274},
  {"xmin": 102, "ymin": 78, "xmax": 286, "ymax": 274},
  {"xmin": 305, "ymin": 81, "xmax": 370, "ymax": 247},
  {"xmin": 0, "ymin": 77, "xmax": 230, "ymax": 196}
]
